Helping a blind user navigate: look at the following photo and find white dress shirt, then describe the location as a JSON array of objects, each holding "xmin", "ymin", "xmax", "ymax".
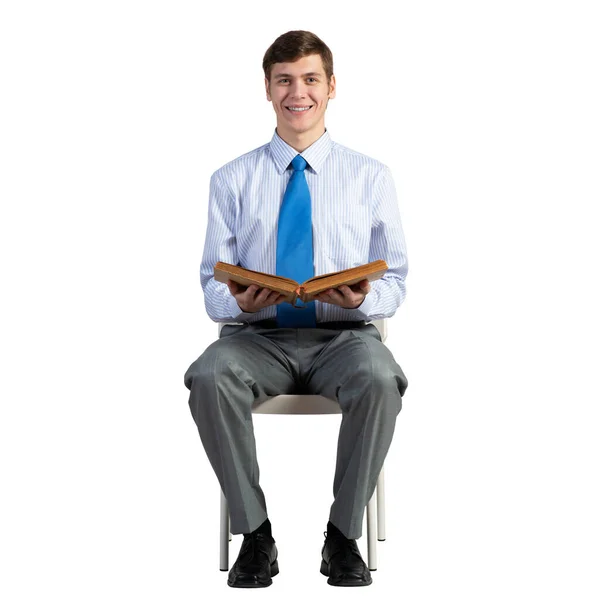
[{"xmin": 200, "ymin": 128, "xmax": 409, "ymax": 324}]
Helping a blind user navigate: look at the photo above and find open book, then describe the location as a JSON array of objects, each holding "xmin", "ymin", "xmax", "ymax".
[{"xmin": 214, "ymin": 259, "xmax": 388, "ymax": 307}]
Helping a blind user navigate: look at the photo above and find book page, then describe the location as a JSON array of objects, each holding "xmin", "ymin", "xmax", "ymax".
[
  {"xmin": 302, "ymin": 260, "xmax": 388, "ymax": 298},
  {"xmin": 215, "ymin": 263, "xmax": 298, "ymax": 286},
  {"xmin": 303, "ymin": 260, "xmax": 388, "ymax": 286}
]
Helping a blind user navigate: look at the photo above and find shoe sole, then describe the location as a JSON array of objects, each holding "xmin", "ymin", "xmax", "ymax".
[
  {"xmin": 320, "ymin": 559, "xmax": 372, "ymax": 586},
  {"xmin": 227, "ymin": 560, "xmax": 279, "ymax": 588}
]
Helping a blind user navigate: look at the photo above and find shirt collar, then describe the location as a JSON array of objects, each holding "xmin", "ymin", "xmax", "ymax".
[{"xmin": 269, "ymin": 128, "xmax": 333, "ymax": 175}]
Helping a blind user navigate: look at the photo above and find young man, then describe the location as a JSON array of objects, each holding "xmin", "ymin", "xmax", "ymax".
[{"xmin": 184, "ymin": 30, "xmax": 409, "ymax": 588}]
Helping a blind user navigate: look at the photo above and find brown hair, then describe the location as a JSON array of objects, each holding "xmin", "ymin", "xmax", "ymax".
[{"xmin": 263, "ymin": 30, "xmax": 334, "ymax": 84}]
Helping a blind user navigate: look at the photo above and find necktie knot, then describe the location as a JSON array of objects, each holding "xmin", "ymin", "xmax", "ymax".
[{"xmin": 291, "ymin": 155, "xmax": 307, "ymax": 172}]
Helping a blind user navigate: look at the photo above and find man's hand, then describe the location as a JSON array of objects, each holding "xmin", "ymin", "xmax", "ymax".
[
  {"xmin": 227, "ymin": 280, "xmax": 287, "ymax": 313},
  {"xmin": 314, "ymin": 279, "xmax": 371, "ymax": 309}
]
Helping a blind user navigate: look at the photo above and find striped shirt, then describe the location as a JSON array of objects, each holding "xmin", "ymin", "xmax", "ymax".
[{"xmin": 200, "ymin": 128, "xmax": 408, "ymax": 324}]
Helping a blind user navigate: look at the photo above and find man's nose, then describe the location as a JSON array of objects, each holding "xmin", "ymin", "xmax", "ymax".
[{"xmin": 289, "ymin": 80, "xmax": 307, "ymax": 97}]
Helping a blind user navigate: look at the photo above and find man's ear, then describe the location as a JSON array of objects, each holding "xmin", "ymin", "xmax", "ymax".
[
  {"xmin": 265, "ymin": 77, "xmax": 271, "ymax": 101},
  {"xmin": 329, "ymin": 73, "xmax": 337, "ymax": 99}
]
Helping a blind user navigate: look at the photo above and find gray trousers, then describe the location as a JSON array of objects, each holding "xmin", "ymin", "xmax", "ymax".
[{"xmin": 184, "ymin": 319, "xmax": 408, "ymax": 540}]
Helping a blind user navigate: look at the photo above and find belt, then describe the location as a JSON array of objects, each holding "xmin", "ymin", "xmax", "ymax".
[{"xmin": 249, "ymin": 319, "xmax": 369, "ymax": 330}]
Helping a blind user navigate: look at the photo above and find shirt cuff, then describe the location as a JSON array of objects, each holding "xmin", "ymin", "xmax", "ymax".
[
  {"xmin": 227, "ymin": 294, "xmax": 259, "ymax": 322},
  {"xmin": 342, "ymin": 291, "xmax": 375, "ymax": 321}
]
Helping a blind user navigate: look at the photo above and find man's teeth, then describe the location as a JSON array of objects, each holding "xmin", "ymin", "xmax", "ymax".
[{"xmin": 288, "ymin": 106, "xmax": 311, "ymax": 111}]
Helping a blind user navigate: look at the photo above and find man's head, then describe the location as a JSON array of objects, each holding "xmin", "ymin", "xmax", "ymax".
[{"xmin": 263, "ymin": 30, "xmax": 336, "ymax": 149}]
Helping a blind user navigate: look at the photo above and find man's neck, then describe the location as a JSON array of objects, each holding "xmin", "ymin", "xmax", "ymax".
[{"xmin": 276, "ymin": 126, "xmax": 326, "ymax": 154}]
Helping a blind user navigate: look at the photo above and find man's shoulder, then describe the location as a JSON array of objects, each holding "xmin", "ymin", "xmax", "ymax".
[
  {"xmin": 332, "ymin": 141, "xmax": 388, "ymax": 170},
  {"xmin": 211, "ymin": 142, "xmax": 270, "ymax": 180}
]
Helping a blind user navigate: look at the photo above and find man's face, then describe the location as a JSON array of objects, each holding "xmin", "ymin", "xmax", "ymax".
[{"xmin": 265, "ymin": 54, "xmax": 336, "ymax": 141}]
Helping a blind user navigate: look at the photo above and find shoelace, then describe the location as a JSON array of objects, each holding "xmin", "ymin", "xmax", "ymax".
[
  {"xmin": 323, "ymin": 531, "xmax": 362, "ymax": 565},
  {"xmin": 239, "ymin": 532, "xmax": 272, "ymax": 567}
]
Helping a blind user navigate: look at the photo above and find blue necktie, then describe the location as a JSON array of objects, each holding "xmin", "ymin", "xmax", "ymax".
[{"xmin": 275, "ymin": 155, "xmax": 317, "ymax": 328}]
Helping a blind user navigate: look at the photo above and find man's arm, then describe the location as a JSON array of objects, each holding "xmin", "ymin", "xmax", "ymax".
[
  {"xmin": 316, "ymin": 165, "xmax": 409, "ymax": 320},
  {"xmin": 200, "ymin": 170, "xmax": 264, "ymax": 322}
]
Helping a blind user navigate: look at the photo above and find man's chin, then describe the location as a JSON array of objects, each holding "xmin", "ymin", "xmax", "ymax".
[
  {"xmin": 282, "ymin": 119, "xmax": 316, "ymax": 134},
  {"xmin": 277, "ymin": 122, "xmax": 303, "ymax": 136}
]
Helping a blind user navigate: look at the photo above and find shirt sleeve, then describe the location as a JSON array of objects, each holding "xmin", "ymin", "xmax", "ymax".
[
  {"xmin": 200, "ymin": 170, "xmax": 265, "ymax": 323},
  {"xmin": 343, "ymin": 165, "xmax": 409, "ymax": 321}
]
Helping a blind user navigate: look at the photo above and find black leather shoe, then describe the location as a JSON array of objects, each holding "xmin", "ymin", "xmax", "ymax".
[
  {"xmin": 320, "ymin": 529, "xmax": 372, "ymax": 586},
  {"xmin": 227, "ymin": 531, "xmax": 279, "ymax": 588}
]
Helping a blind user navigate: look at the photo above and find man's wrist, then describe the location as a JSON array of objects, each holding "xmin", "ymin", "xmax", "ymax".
[
  {"xmin": 238, "ymin": 303, "xmax": 258, "ymax": 313},
  {"xmin": 342, "ymin": 292, "xmax": 374, "ymax": 318},
  {"xmin": 229, "ymin": 295, "xmax": 259, "ymax": 319},
  {"xmin": 342, "ymin": 298, "xmax": 365, "ymax": 309}
]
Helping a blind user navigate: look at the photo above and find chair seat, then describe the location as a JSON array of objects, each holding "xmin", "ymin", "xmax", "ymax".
[{"xmin": 252, "ymin": 394, "xmax": 342, "ymax": 415}]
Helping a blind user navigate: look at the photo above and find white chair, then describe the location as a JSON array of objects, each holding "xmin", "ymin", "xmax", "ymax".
[{"xmin": 217, "ymin": 319, "xmax": 389, "ymax": 572}]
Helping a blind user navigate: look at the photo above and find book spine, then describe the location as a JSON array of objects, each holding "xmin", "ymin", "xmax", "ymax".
[
  {"xmin": 291, "ymin": 286, "xmax": 301, "ymax": 307},
  {"xmin": 294, "ymin": 286, "xmax": 313, "ymax": 307}
]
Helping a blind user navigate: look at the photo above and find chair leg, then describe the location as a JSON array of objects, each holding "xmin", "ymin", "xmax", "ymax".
[
  {"xmin": 219, "ymin": 489, "xmax": 229, "ymax": 571},
  {"xmin": 366, "ymin": 487, "xmax": 377, "ymax": 571},
  {"xmin": 377, "ymin": 465, "xmax": 386, "ymax": 541}
]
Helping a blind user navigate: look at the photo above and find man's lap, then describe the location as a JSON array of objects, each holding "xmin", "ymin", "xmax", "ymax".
[{"xmin": 191, "ymin": 320, "xmax": 405, "ymax": 400}]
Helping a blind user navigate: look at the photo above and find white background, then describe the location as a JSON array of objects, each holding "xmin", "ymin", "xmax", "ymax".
[{"xmin": 1, "ymin": 0, "xmax": 599, "ymax": 598}]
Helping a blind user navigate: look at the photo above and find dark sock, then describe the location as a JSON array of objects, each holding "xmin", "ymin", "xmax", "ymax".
[
  {"xmin": 327, "ymin": 520, "xmax": 348, "ymax": 539},
  {"xmin": 247, "ymin": 517, "xmax": 272, "ymax": 538}
]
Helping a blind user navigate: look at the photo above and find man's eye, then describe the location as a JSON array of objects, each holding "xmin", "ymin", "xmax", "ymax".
[{"xmin": 277, "ymin": 78, "xmax": 317, "ymax": 83}]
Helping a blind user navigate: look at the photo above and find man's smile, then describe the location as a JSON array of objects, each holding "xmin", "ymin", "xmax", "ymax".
[{"xmin": 286, "ymin": 105, "xmax": 314, "ymax": 113}]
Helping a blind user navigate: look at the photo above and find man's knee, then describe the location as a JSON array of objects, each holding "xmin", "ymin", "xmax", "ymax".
[
  {"xmin": 184, "ymin": 341, "xmax": 230, "ymax": 390},
  {"xmin": 369, "ymin": 341, "xmax": 408, "ymax": 398},
  {"xmin": 344, "ymin": 356, "xmax": 406, "ymax": 414},
  {"xmin": 184, "ymin": 353, "xmax": 207, "ymax": 391}
]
